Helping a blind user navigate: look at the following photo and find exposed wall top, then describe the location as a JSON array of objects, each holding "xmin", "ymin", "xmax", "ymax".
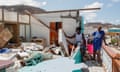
[{"xmin": 0, "ymin": 5, "xmax": 46, "ymax": 14}]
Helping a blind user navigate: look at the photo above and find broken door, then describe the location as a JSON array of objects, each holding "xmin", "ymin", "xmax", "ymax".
[{"xmin": 50, "ymin": 22, "xmax": 62, "ymax": 45}]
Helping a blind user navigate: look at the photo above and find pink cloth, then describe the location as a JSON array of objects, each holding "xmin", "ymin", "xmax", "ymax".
[
  {"xmin": 87, "ymin": 44, "xmax": 93, "ymax": 54},
  {"xmin": 0, "ymin": 60, "xmax": 14, "ymax": 69}
]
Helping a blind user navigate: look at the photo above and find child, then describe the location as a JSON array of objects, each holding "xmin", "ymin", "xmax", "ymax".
[{"xmin": 86, "ymin": 39, "xmax": 93, "ymax": 60}]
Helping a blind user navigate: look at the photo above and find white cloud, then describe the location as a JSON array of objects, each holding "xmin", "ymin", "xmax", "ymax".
[
  {"xmin": 42, "ymin": 2, "xmax": 47, "ymax": 6},
  {"xmin": 115, "ymin": 19, "xmax": 120, "ymax": 23},
  {"xmin": 81, "ymin": 12, "xmax": 97, "ymax": 21},
  {"xmin": 111, "ymin": 0, "xmax": 120, "ymax": 2},
  {"xmin": 82, "ymin": 2, "xmax": 103, "ymax": 22},
  {"xmin": 83, "ymin": 2, "xmax": 103, "ymax": 13},
  {"xmin": 85, "ymin": 2, "xmax": 103, "ymax": 8},
  {"xmin": 0, "ymin": 0, "xmax": 47, "ymax": 7}
]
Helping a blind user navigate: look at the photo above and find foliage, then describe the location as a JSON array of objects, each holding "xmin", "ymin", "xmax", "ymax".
[{"xmin": 111, "ymin": 38, "xmax": 117, "ymax": 45}]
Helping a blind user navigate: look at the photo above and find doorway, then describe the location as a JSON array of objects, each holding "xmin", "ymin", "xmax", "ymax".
[{"xmin": 50, "ymin": 22, "xmax": 62, "ymax": 45}]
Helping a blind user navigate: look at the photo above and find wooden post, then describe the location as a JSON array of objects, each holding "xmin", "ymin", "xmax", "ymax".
[
  {"xmin": 24, "ymin": 24, "xmax": 27, "ymax": 41},
  {"xmin": 17, "ymin": 12, "xmax": 20, "ymax": 44},
  {"xmin": 29, "ymin": 15, "xmax": 32, "ymax": 41},
  {"xmin": 2, "ymin": 7, "xmax": 4, "ymax": 25}
]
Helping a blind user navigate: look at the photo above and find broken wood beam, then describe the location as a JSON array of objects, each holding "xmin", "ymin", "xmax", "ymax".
[{"xmin": 24, "ymin": 10, "xmax": 56, "ymax": 32}]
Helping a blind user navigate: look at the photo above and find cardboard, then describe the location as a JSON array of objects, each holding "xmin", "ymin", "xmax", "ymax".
[
  {"xmin": 0, "ymin": 28, "xmax": 13, "ymax": 48},
  {"xmin": 0, "ymin": 38, "xmax": 6, "ymax": 48},
  {"xmin": 1, "ymin": 28, "xmax": 13, "ymax": 41}
]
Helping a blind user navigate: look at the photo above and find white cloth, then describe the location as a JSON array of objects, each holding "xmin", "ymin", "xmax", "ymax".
[{"xmin": 75, "ymin": 33, "xmax": 83, "ymax": 43}]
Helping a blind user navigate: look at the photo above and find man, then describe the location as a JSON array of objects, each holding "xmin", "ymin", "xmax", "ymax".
[
  {"xmin": 64, "ymin": 27, "xmax": 86, "ymax": 46},
  {"xmin": 92, "ymin": 26, "xmax": 105, "ymax": 65},
  {"xmin": 64, "ymin": 27, "xmax": 86, "ymax": 61}
]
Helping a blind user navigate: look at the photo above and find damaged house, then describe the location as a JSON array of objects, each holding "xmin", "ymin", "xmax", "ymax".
[{"xmin": 0, "ymin": 5, "xmax": 120, "ymax": 72}]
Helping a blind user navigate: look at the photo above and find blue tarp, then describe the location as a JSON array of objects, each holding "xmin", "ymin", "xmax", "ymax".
[{"xmin": 0, "ymin": 48, "xmax": 11, "ymax": 54}]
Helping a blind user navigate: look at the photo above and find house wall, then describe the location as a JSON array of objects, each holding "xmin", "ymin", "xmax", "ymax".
[
  {"xmin": 4, "ymin": 9, "xmax": 17, "ymax": 21},
  {"xmin": 31, "ymin": 12, "xmax": 78, "ymax": 46},
  {"xmin": 20, "ymin": 24, "xmax": 25, "ymax": 37}
]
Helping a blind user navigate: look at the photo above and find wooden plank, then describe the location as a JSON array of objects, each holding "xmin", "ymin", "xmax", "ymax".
[
  {"xmin": 102, "ymin": 45, "xmax": 120, "ymax": 59},
  {"xmin": 113, "ymin": 59, "xmax": 120, "ymax": 72},
  {"xmin": 24, "ymin": 10, "xmax": 57, "ymax": 33},
  {"xmin": 25, "ymin": 10, "xmax": 49, "ymax": 29},
  {"xmin": 24, "ymin": 24, "xmax": 27, "ymax": 41},
  {"xmin": 35, "ymin": 7, "xmax": 101, "ymax": 14},
  {"xmin": 58, "ymin": 29, "xmax": 69, "ymax": 56},
  {"xmin": 2, "ymin": 8, "xmax": 4, "ymax": 23},
  {"xmin": 16, "ymin": 12, "xmax": 20, "ymax": 44},
  {"xmin": 50, "ymin": 22, "xmax": 56, "ymax": 44},
  {"xmin": 0, "ymin": 20, "xmax": 29, "ymax": 25}
]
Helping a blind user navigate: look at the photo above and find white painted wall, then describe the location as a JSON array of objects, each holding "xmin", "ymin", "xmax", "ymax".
[
  {"xmin": 20, "ymin": 24, "xmax": 30, "ymax": 41},
  {"xmin": 20, "ymin": 24, "xmax": 25, "ymax": 37},
  {"xmin": 4, "ymin": 9, "xmax": 17, "ymax": 21},
  {"xmin": 19, "ymin": 15, "xmax": 29, "ymax": 23},
  {"xmin": 31, "ymin": 12, "xmax": 78, "ymax": 46}
]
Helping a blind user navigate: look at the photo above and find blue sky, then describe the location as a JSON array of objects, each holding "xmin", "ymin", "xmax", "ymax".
[
  {"xmin": 39, "ymin": 0, "xmax": 120, "ymax": 24},
  {"xmin": 0, "ymin": 0, "xmax": 120, "ymax": 24}
]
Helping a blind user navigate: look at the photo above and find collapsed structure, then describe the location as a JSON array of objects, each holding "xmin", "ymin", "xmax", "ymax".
[{"xmin": 0, "ymin": 5, "xmax": 120, "ymax": 72}]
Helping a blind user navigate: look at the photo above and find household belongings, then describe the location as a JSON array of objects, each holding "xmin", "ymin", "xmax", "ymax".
[
  {"xmin": 18, "ymin": 51, "xmax": 53, "ymax": 66},
  {"xmin": 18, "ymin": 44, "xmax": 87, "ymax": 72},
  {"xmin": 24, "ymin": 52, "xmax": 43, "ymax": 66},
  {"xmin": 31, "ymin": 38, "xmax": 46, "ymax": 47},
  {"xmin": 21, "ymin": 43, "xmax": 44, "ymax": 51}
]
